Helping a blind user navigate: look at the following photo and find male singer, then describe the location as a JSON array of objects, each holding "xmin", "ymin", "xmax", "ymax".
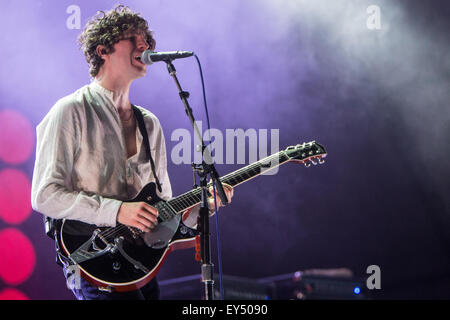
[{"xmin": 31, "ymin": 5, "xmax": 233, "ymax": 300}]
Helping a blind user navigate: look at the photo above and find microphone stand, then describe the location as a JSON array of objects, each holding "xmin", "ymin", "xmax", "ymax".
[{"xmin": 165, "ymin": 59, "xmax": 228, "ymax": 300}]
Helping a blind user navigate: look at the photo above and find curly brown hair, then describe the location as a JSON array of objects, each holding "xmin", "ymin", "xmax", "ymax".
[{"xmin": 78, "ymin": 5, "xmax": 156, "ymax": 77}]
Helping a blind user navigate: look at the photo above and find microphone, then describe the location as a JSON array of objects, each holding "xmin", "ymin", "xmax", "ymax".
[{"xmin": 140, "ymin": 50, "xmax": 194, "ymax": 64}]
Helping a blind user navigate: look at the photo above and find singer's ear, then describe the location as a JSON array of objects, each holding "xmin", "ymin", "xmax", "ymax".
[{"xmin": 96, "ymin": 45, "xmax": 107, "ymax": 58}]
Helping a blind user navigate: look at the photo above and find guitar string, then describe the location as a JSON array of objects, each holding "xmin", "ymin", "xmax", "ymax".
[
  {"xmin": 170, "ymin": 152, "xmax": 286, "ymax": 208},
  {"xmin": 174, "ymin": 151, "xmax": 288, "ymax": 207},
  {"xmin": 98, "ymin": 151, "xmax": 293, "ymax": 241},
  {"xmin": 133, "ymin": 147, "xmax": 311, "ymax": 223},
  {"xmin": 98, "ymin": 153, "xmax": 287, "ymax": 241},
  {"xmin": 97, "ymin": 149, "xmax": 322, "ymax": 244}
]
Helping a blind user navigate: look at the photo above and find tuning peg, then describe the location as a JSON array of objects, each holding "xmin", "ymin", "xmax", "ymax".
[
  {"xmin": 318, "ymin": 158, "xmax": 325, "ymax": 164},
  {"xmin": 309, "ymin": 158, "xmax": 317, "ymax": 165},
  {"xmin": 304, "ymin": 161, "xmax": 311, "ymax": 168}
]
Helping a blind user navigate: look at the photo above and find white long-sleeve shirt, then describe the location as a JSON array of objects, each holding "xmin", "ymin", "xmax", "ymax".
[{"xmin": 31, "ymin": 81, "xmax": 172, "ymax": 227}]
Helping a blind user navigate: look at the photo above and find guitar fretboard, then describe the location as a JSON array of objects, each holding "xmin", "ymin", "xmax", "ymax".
[{"xmin": 166, "ymin": 151, "xmax": 290, "ymax": 214}]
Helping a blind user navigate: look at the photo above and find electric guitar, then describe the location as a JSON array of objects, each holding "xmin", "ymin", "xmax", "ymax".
[{"xmin": 58, "ymin": 141, "xmax": 327, "ymax": 292}]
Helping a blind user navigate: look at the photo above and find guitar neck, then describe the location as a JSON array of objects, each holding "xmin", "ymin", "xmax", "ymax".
[{"xmin": 167, "ymin": 151, "xmax": 290, "ymax": 214}]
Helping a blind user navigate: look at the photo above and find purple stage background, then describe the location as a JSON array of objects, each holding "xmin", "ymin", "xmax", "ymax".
[{"xmin": 0, "ymin": 0, "xmax": 450, "ymax": 299}]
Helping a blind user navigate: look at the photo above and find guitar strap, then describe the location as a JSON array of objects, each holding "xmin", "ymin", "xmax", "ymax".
[
  {"xmin": 44, "ymin": 105, "xmax": 162, "ymax": 243},
  {"xmin": 132, "ymin": 105, "xmax": 163, "ymax": 193}
]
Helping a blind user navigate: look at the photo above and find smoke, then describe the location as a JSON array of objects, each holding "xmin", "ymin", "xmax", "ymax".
[
  {"xmin": 1, "ymin": 0, "xmax": 449, "ymax": 295},
  {"xmin": 261, "ymin": 0, "xmax": 450, "ymax": 211}
]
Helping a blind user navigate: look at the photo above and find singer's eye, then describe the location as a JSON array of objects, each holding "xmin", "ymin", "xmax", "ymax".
[
  {"xmin": 121, "ymin": 35, "xmax": 136, "ymax": 44},
  {"xmin": 123, "ymin": 32, "xmax": 150, "ymax": 48}
]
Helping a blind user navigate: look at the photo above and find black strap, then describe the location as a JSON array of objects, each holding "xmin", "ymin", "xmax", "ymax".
[{"xmin": 132, "ymin": 105, "xmax": 163, "ymax": 193}]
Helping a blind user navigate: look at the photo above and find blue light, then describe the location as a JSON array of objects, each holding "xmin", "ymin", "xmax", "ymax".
[{"xmin": 353, "ymin": 287, "xmax": 361, "ymax": 295}]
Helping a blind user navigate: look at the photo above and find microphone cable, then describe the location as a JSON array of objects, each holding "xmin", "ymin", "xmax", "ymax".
[{"xmin": 193, "ymin": 53, "xmax": 225, "ymax": 300}]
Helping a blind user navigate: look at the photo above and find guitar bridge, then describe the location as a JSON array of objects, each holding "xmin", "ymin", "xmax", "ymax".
[
  {"xmin": 68, "ymin": 229, "xmax": 114, "ymax": 264},
  {"xmin": 68, "ymin": 230, "xmax": 149, "ymax": 275}
]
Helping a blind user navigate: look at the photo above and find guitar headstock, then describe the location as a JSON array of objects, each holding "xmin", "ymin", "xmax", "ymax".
[{"xmin": 285, "ymin": 141, "xmax": 327, "ymax": 167}]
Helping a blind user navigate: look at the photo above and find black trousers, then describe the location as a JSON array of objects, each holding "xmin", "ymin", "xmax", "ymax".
[{"xmin": 63, "ymin": 265, "xmax": 160, "ymax": 300}]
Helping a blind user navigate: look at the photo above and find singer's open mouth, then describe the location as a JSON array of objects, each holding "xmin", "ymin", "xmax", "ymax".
[{"xmin": 133, "ymin": 55, "xmax": 145, "ymax": 66}]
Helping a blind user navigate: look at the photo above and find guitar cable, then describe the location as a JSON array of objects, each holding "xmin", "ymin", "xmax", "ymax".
[{"xmin": 194, "ymin": 54, "xmax": 225, "ymax": 300}]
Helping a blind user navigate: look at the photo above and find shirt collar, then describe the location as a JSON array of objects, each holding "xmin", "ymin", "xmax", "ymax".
[{"xmin": 89, "ymin": 80, "xmax": 115, "ymax": 101}]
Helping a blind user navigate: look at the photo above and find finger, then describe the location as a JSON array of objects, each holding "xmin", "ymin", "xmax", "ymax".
[
  {"xmin": 208, "ymin": 182, "xmax": 232, "ymax": 193},
  {"xmin": 134, "ymin": 220, "xmax": 152, "ymax": 232},
  {"xmin": 210, "ymin": 184, "xmax": 232, "ymax": 196},
  {"xmin": 222, "ymin": 183, "xmax": 232, "ymax": 190},
  {"xmin": 140, "ymin": 203, "xmax": 159, "ymax": 219},
  {"xmin": 224, "ymin": 184, "xmax": 234, "ymax": 196},
  {"xmin": 208, "ymin": 197, "xmax": 221, "ymax": 208},
  {"xmin": 138, "ymin": 211, "xmax": 158, "ymax": 225},
  {"xmin": 217, "ymin": 183, "xmax": 233, "ymax": 199},
  {"xmin": 135, "ymin": 214, "xmax": 154, "ymax": 229},
  {"xmin": 228, "ymin": 188, "xmax": 234, "ymax": 199},
  {"xmin": 216, "ymin": 191, "xmax": 232, "ymax": 204},
  {"xmin": 144, "ymin": 203, "xmax": 159, "ymax": 216},
  {"xmin": 221, "ymin": 187, "xmax": 233, "ymax": 197}
]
